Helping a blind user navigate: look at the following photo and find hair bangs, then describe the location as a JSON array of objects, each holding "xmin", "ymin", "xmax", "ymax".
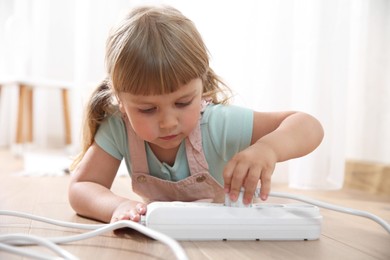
[{"xmin": 109, "ymin": 6, "xmax": 208, "ymax": 96}]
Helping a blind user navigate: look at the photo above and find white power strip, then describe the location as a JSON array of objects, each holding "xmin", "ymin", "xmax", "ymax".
[{"xmin": 144, "ymin": 201, "xmax": 322, "ymax": 240}]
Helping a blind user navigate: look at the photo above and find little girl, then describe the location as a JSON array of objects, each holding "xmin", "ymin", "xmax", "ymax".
[{"xmin": 69, "ymin": 5, "xmax": 324, "ymax": 223}]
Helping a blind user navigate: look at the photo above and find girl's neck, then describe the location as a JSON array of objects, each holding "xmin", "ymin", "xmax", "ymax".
[{"xmin": 148, "ymin": 143, "xmax": 180, "ymax": 166}]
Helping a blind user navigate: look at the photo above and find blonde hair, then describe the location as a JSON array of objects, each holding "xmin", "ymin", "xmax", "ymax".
[{"xmin": 71, "ymin": 5, "xmax": 231, "ymax": 170}]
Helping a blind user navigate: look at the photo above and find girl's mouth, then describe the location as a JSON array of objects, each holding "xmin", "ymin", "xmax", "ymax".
[{"xmin": 160, "ymin": 135, "xmax": 178, "ymax": 141}]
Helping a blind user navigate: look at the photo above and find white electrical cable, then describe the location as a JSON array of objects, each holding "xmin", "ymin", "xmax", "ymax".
[
  {"xmin": 0, "ymin": 210, "xmax": 105, "ymax": 230},
  {"xmin": 0, "ymin": 242, "xmax": 61, "ymax": 260},
  {"xmin": 0, "ymin": 233, "xmax": 78, "ymax": 260},
  {"xmin": 0, "ymin": 211, "xmax": 188, "ymax": 260},
  {"xmin": 266, "ymin": 191, "xmax": 390, "ymax": 234}
]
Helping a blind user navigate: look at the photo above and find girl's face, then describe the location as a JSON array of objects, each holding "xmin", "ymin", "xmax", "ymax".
[{"xmin": 118, "ymin": 78, "xmax": 203, "ymax": 151}]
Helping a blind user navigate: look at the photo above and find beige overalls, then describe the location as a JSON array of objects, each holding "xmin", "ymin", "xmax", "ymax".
[{"xmin": 124, "ymin": 117, "xmax": 225, "ymax": 203}]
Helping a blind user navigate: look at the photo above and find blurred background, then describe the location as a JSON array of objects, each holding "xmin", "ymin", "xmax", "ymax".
[{"xmin": 0, "ymin": 0, "xmax": 389, "ymax": 192}]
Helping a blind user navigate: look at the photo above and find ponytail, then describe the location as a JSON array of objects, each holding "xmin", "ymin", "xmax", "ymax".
[
  {"xmin": 70, "ymin": 79, "xmax": 116, "ymax": 171},
  {"xmin": 202, "ymin": 68, "xmax": 232, "ymax": 105}
]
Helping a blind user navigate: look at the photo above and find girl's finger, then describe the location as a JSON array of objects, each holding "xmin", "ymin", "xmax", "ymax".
[
  {"xmin": 243, "ymin": 167, "xmax": 261, "ymax": 204},
  {"xmin": 136, "ymin": 203, "xmax": 147, "ymax": 214},
  {"xmin": 228, "ymin": 163, "xmax": 249, "ymax": 202},
  {"xmin": 222, "ymin": 160, "xmax": 237, "ymax": 193},
  {"xmin": 110, "ymin": 216, "xmax": 119, "ymax": 223},
  {"xmin": 259, "ymin": 168, "xmax": 273, "ymax": 200}
]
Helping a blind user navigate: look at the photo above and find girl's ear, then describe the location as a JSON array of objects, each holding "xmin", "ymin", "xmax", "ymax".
[
  {"xmin": 116, "ymin": 95, "xmax": 126, "ymax": 114},
  {"xmin": 118, "ymin": 100, "xmax": 126, "ymax": 113}
]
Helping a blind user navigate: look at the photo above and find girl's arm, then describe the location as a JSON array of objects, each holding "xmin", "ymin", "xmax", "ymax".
[
  {"xmin": 223, "ymin": 111, "xmax": 324, "ymax": 205},
  {"xmin": 68, "ymin": 143, "xmax": 146, "ymax": 223}
]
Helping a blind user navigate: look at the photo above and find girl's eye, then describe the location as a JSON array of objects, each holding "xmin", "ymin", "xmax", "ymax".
[
  {"xmin": 175, "ymin": 100, "xmax": 192, "ymax": 108},
  {"xmin": 138, "ymin": 107, "xmax": 156, "ymax": 114}
]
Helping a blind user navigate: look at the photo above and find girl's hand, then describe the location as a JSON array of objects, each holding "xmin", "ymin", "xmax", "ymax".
[
  {"xmin": 223, "ymin": 141, "xmax": 277, "ymax": 205},
  {"xmin": 110, "ymin": 200, "xmax": 147, "ymax": 223}
]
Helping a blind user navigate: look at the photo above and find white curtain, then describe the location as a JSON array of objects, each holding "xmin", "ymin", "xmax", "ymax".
[{"xmin": 0, "ymin": 0, "xmax": 389, "ymax": 189}]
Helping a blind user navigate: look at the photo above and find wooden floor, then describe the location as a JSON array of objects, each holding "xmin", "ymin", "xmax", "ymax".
[{"xmin": 1, "ymin": 149, "xmax": 390, "ymax": 260}]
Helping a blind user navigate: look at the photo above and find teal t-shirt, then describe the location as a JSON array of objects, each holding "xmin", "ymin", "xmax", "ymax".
[{"xmin": 95, "ymin": 104, "xmax": 253, "ymax": 185}]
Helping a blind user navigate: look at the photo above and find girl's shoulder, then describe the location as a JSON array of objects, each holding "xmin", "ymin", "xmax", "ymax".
[
  {"xmin": 94, "ymin": 111, "xmax": 127, "ymax": 160},
  {"xmin": 201, "ymin": 103, "xmax": 253, "ymax": 124},
  {"xmin": 98, "ymin": 111, "xmax": 125, "ymax": 131},
  {"xmin": 200, "ymin": 104, "xmax": 254, "ymax": 163}
]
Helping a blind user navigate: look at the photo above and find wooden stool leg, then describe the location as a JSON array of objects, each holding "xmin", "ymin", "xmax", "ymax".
[
  {"xmin": 61, "ymin": 88, "xmax": 72, "ymax": 145},
  {"xmin": 26, "ymin": 87, "xmax": 33, "ymax": 142},
  {"xmin": 16, "ymin": 84, "xmax": 27, "ymax": 144}
]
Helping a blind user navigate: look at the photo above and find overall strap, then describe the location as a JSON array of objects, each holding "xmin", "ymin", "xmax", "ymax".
[
  {"xmin": 185, "ymin": 120, "xmax": 209, "ymax": 175},
  {"xmin": 124, "ymin": 117, "xmax": 149, "ymax": 174}
]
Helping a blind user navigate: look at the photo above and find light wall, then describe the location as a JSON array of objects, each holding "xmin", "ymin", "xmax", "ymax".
[{"xmin": 1, "ymin": 0, "xmax": 389, "ymax": 188}]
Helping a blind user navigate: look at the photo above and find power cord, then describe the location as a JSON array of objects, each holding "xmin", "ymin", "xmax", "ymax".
[
  {"xmin": 1, "ymin": 191, "xmax": 389, "ymax": 260},
  {"xmin": 0, "ymin": 210, "xmax": 188, "ymax": 260},
  {"xmin": 266, "ymin": 191, "xmax": 390, "ymax": 234},
  {"xmin": 0, "ymin": 233, "xmax": 78, "ymax": 260}
]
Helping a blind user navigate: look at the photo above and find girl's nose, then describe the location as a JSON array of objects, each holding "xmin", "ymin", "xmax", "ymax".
[{"xmin": 159, "ymin": 112, "xmax": 178, "ymax": 130}]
